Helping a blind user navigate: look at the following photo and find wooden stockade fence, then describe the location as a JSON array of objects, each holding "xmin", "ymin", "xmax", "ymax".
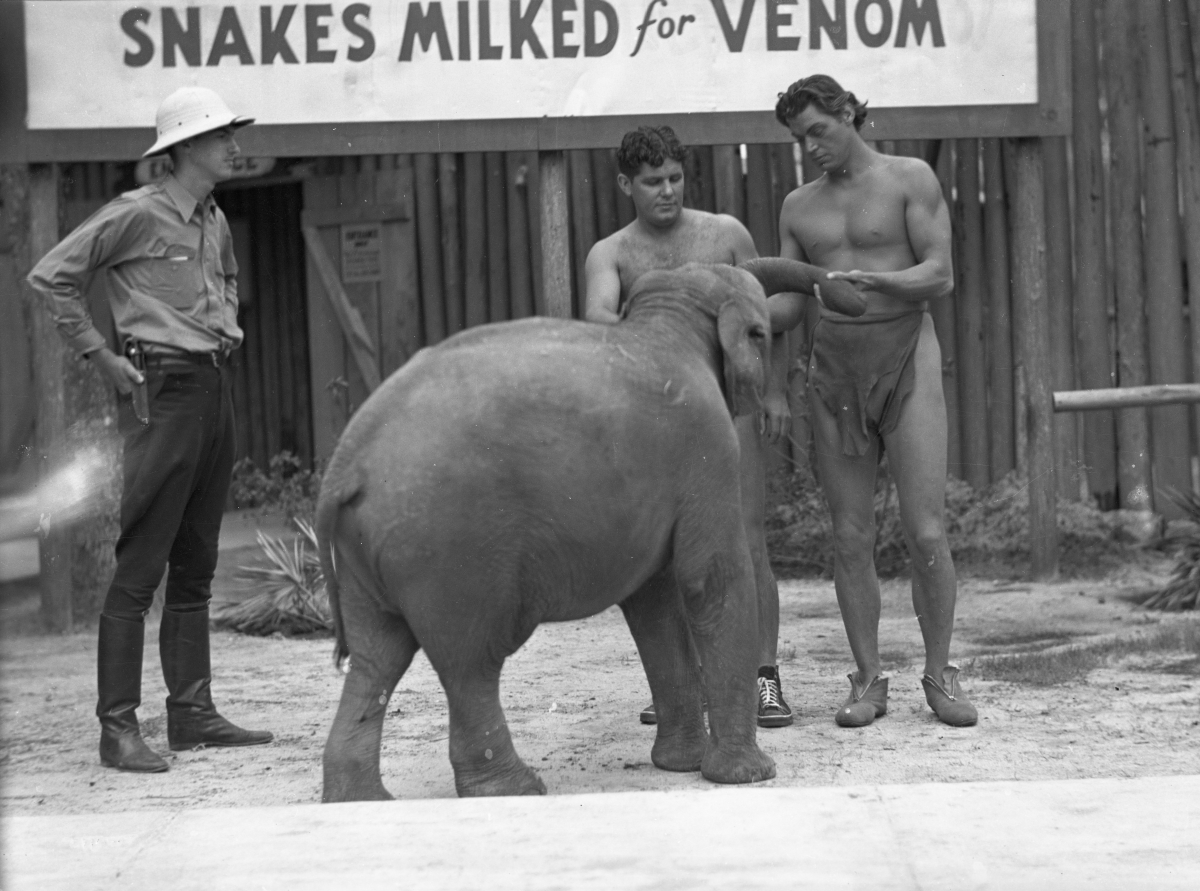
[{"xmin": 11, "ymin": 0, "xmax": 1200, "ymax": 628}]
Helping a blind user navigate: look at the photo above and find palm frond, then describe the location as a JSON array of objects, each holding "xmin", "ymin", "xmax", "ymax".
[
  {"xmin": 212, "ymin": 518, "xmax": 333, "ymax": 635},
  {"xmin": 1143, "ymin": 489, "xmax": 1200, "ymax": 611}
]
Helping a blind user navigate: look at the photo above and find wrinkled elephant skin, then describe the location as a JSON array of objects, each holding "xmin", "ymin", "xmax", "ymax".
[{"xmin": 317, "ymin": 264, "xmax": 799, "ymax": 802}]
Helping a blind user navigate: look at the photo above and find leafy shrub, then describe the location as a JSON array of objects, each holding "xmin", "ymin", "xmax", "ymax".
[
  {"xmin": 230, "ymin": 451, "xmax": 323, "ymax": 523},
  {"xmin": 766, "ymin": 465, "xmax": 1152, "ymax": 580},
  {"xmin": 212, "ymin": 519, "xmax": 332, "ymax": 636}
]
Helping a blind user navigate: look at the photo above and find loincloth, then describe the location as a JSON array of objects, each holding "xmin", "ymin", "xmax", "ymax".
[{"xmin": 807, "ymin": 311, "xmax": 926, "ymax": 457}]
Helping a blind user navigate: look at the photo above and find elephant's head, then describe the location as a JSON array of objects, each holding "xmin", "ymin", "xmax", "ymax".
[
  {"xmin": 738, "ymin": 257, "xmax": 868, "ymax": 318},
  {"xmin": 624, "ymin": 264, "xmax": 772, "ymax": 419}
]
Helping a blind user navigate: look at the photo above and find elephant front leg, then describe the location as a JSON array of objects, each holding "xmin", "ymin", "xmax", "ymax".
[
  {"xmin": 619, "ymin": 571, "xmax": 707, "ymax": 772},
  {"xmin": 443, "ymin": 669, "xmax": 546, "ymax": 797},
  {"xmin": 675, "ymin": 529, "xmax": 776, "ymax": 785}
]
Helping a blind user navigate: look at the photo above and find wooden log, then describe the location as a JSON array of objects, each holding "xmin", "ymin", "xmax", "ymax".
[
  {"xmin": 1166, "ymin": 0, "xmax": 1200, "ymax": 493},
  {"xmin": 1191, "ymin": 0, "xmax": 1200, "ymax": 92},
  {"xmin": 485, "ymin": 152, "xmax": 510, "ymax": 322},
  {"xmin": 462, "ymin": 152, "xmax": 489, "ymax": 328},
  {"xmin": 612, "ymin": 149, "xmax": 636, "ymax": 229},
  {"xmin": 1009, "ymin": 138, "xmax": 1058, "ymax": 579},
  {"xmin": 303, "ymin": 176, "xmax": 347, "ymax": 459},
  {"xmin": 591, "ymin": 149, "xmax": 620, "ymax": 239},
  {"xmin": 1042, "ymin": 136, "xmax": 1081, "ymax": 501},
  {"xmin": 744, "ymin": 144, "xmax": 776, "ymax": 254},
  {"xmin": 982, "ymin": 139, "xmax": 1016, "ymax": 482},
  {"xmin": 693, "ymin": 144, "xmax": 717, "ymax": 213},
  {"xmin": 1071, "ymin": 0, "xmax": 1119, "ymax": 510},
  {"xmin": 954, "ymin": 138, "xmax": 990, "ymax": 489},
  {"xmin": 336, "ymin": 173, "xmax": 377, "ymax": 410},
  {"xmin": 376, "ymin": 164, "xmax": 422, "ymax": 379},
  {"xmin": 1103, "ymin": 0, "xmax": 1153, "ymax": 513},
  {"xmin": 26, "ymin": 164, "xmax": 72, "ymax": 631},
  {"xmin": 931, "ymin": 143, "xmax": 962, "ymax": 479},
  {"xmin": 506, "ymin": 152, "xmax": 535, "ymax": 319},
  {"xmin": 539, "ymin": 151, "xmax": 572, "ymax": 319},
  {"xmin": 1055, "ymin": 384, "xmax": 1200, "ymax": 412},
  {"xmin": 413, "ymin": 154, "xmax": 447, "ymax": 344},
  {"xmin": 713, "ymin": 145, "xmax": 745, "ymax": 221},
  {"xmin": 526, "ymin": 152, "xmax": 546, "ymax": 315},
  {"xmin": 1139, "ymin": 0, "xmax": 1192, "ymax": 510},
  {"xmin": 568, "ymin": 150, "xmax": 596, "ymax": 319},
  {"xmin": 437, "ymin": 153, "xmax": 465, "ymax": 336}
]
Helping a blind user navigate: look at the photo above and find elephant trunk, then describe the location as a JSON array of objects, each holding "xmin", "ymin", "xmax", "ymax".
[{"xmin": 738, "ymin": 257, "xmax": 867, "ymax": 318}]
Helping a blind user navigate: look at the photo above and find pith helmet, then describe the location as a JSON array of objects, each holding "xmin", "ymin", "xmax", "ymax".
[{"xmin": 143, "ymin": 87, "xmax": 254, "ymax": 158}]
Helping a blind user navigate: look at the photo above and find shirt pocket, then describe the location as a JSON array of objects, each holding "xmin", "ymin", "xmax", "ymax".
[{"xmin": 143, "ymin": 242, "xmax": 205, "ymax": 310}]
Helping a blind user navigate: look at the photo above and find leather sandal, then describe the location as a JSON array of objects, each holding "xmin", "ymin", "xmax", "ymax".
[
  {"xmin": 921, "ymin": 666, "xmax": 978, "ymax": 727},
  {"xmin": 835, "ymin": 673, "xmax": 888, "ymax": 727}
]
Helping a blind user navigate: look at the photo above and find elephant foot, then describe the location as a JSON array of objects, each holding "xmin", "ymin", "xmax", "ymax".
[
  {"xmin": 322, "ymin": 769, "xmax": 395, "ymax": 803},
  {"xmin": 455, "ymin": 757, "xmax": 547, "ymax": 798},
  {"xmin": 700, "ymin": 744, "xmax": 776, "ymax": 785},
  {"xmin": 650, "ymin": 730, "xmax": 706, "ymax": 773}
]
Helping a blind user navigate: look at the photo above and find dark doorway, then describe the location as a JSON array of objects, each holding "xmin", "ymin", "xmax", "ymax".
[{"xmin": 218, "ymin": 182, "xmax": 313, "ymax": 470}]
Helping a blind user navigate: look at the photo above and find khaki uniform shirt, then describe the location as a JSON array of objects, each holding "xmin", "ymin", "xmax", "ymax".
[{"xmin": 27, "ymin": 175, "xmax": 243, "ymax": 357}]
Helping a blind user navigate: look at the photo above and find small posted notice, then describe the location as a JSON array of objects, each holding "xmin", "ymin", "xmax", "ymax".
[{"xmin": 341, "ymin": 223, "xmax": 382, "ymax": 284}]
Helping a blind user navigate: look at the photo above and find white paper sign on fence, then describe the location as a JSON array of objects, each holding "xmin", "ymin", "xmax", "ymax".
[{"xmin": 25, "ymin": 0, "xmax": 1038, "ymax": 130}]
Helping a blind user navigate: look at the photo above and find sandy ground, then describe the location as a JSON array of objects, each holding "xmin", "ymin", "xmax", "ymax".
[{"xmin": 2, "ymin": 535, "xmax": 1198, "ymax": 816}]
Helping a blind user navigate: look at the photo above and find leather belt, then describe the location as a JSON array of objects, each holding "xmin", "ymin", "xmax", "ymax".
[{"xmin": 143, "ymin": 348, "xmax": 232, "ymax": 367}]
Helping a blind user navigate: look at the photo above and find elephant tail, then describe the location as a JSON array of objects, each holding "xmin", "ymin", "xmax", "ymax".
[{"xmin": 316, "ymin": 468, "xmax": 362, "ymax": 670}]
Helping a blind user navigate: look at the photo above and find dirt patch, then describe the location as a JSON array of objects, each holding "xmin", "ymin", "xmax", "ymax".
[{"xmin": 3, "ymin": 549, "xmax": 1199, "ymax": 816}]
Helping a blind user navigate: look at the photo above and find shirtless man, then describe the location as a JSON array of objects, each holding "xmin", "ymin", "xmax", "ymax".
[
  {"xmin": 584, "ymin": 125, "xmax": 794, "ymax": 728},
  {"xmin": 770, "ymin": 75, "xmax": 977, "ymax": 728}
]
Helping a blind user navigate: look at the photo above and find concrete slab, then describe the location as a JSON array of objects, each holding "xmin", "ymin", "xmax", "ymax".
[{"xmin": 4, "ymin": 776, "xmax": 1198, "ymax": 890}]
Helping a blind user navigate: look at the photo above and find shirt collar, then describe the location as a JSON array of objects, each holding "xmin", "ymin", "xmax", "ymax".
[{"xmin": 163, "ymin": 175, "xmax": 213, "ymax": 223}]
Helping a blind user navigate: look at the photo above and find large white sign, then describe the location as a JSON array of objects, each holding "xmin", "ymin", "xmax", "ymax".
[{"xmin": 25, "ymin": 0, "xmax": 1038, "ymax": 129}]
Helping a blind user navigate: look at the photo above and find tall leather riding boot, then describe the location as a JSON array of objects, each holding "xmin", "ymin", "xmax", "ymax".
[
  {"xmin": 160, "ymin": 606, "xmax": 274, "ymax": 751},
  {"xmin": 97, "ymin": 615, "xmax": 169, "ymax": 772}
]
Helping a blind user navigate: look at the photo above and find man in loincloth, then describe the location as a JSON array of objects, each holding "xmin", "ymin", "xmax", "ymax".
[
  {"xmin": 769, "ymin": 75, "xmax": 977, "ymax": 728},
  {"xmin": 584, "ymin": 125, "xmax": 795, "ymax": 728}
]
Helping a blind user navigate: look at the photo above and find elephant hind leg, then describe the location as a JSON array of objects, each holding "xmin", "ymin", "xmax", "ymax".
[
  {"xmin": 322, "ymin": 603, "xmax": 418, "ymax": 803},
  {"xmin": 440, "ymin": 664, "xmax": 546, "ymax": 798},
  {"xmin": 619, "ymin": 569, "xmax": 706, "ymax": 773}
]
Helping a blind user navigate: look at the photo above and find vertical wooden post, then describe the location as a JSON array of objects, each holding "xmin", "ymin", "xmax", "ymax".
[
  {"xmin": 462, "ymin": 153, "xmax": 488, "ymax": 328},
  {"xmin": 485, "ymin": 152, "xmax": 510, "ymax": 322},
  {"xmin": 1104, "ymin": 0, "xmax": 1153, "ymax": 513},
  {"xmin": 505, "ymin": 152, "xmax": 535, "ymax": 320},
  {"xmin": 1168, "ymin": 0, "xmax": 1200, "ymax": 489},
  {"xmin": 744, "ymin": 144, "xmax": 777, "ymax": 254},
  {"xmin": 1071, "ymin": 0, "xmax": 1119, "ymax": 510},
  {"xmin": 954, "ymin": 138, "xmax": 989, "ymax": 489},
  {"xmin": 539, "ymin": 151, "xmax": 572, "ymax": 319},
  {"xmin": 982, "ymin": 139, "xmax": 1015, "ymax": 482},
  {"xmin": 413, "ymin": 153, "xmax": 447, "ymax": 345},
  {"xmin": 712, "ymin": 145, "xmax": 745, "ymax": 221},
  {"xmin": 26, "ymin": 163, "xmax": 73, "ymax": 631},
  {"xmin": 1009, "ymin": 139, "xmax": 1058, "ymax": 579},
  {"xmin": 1043, "ymin": 136, "xmax": 1081, "ymax": 501},
  {"xmin": 567, "ymin": 150, "xmax": 596, "ymax": 319},
  {"xmin": 1140, "ymin": 0, "xmax": 1192, "ymax": 510},
  {"xmin": 437, "ymin": 153, "xmax": 465, "ymax": 336}
]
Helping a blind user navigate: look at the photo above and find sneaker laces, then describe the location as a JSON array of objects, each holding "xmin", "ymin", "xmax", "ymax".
[{"xmin": 757, "ymin": 676, "xmax": 782, "ymax": 711}]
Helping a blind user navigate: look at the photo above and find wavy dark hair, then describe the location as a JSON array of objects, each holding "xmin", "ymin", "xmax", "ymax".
[
  {"xmin": 616, "ymin": 126, "xmax": 688, "ymax": 176},
  {"xmin": 775, "ymin": 75, "xmax": 869, "ymax": 131}
]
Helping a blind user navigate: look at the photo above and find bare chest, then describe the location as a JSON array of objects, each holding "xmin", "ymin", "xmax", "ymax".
[
  {"xmin": 794, "ymin": 179, "xmax": 911, "ymax": 268},
  {"xmin": 617, "ymin": 229, "xmax": 734, "ymax": 301}
]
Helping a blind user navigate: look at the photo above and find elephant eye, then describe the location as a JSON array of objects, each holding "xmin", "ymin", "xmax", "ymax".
[{"xmin": 748, "ymin": 325, "xmax": 766, "ymax": 341}]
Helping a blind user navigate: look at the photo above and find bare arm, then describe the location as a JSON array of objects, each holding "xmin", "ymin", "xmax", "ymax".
[
  {"xmin": 584, "ymin": 238, "xmax": 622, "ymax": 324},
  {"xmin": 766, "ymin": 194, "xmax": 813, "ymax": 334},
  {"xmin": 826, "ymin": 160, "xmax": 954, "ymax": 301}
]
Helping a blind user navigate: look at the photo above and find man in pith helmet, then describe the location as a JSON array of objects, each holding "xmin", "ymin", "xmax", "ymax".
[{"xmin": 28, "ymin": 86, "xmax": 273, "ymax": 772}]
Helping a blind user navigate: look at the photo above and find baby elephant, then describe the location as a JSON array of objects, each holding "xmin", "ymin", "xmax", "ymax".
[{"xmin": 316, "ymin": 259, "xmax": 863, "ymax": 801}]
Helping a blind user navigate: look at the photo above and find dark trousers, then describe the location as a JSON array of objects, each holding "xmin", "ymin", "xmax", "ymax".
[{"xmin": 103, "ymin": 362, "xmax": 235, "ymax": 622}]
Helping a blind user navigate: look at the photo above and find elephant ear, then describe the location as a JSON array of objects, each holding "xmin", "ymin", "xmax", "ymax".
[{"xmin": 717, "ymin": 299, "xmax": 767, "ymax": 418}]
